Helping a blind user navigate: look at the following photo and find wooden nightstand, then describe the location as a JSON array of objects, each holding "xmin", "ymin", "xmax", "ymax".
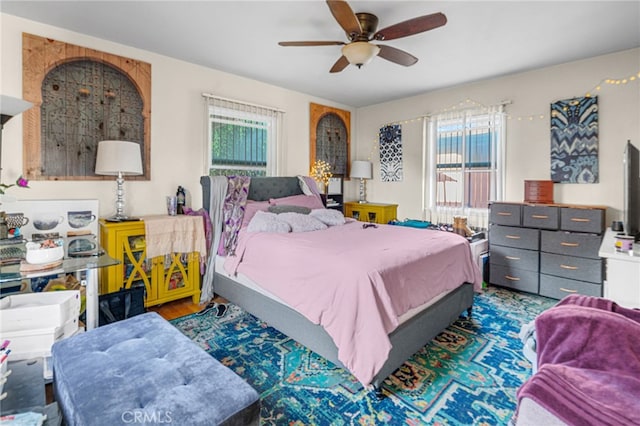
[{"xmin": 343, "ymin": 202, "xmax": 398, "ymax": 224}]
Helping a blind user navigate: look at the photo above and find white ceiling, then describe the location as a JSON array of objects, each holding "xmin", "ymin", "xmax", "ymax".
[{"xmin": 2, "ymin": 1, "xmax": 639, "ymax": 107}]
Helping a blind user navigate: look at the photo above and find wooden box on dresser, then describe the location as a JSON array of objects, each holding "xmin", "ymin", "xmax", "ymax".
[
  {"xmin": 489, "ymin": 202, "xmax": 606, "ymax": 299},
  {"xmin": 100, "ymin": 219, "xmax": 201, "ymax": 307}
]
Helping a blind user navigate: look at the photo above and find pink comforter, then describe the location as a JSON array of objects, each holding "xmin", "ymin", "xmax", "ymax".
[{"xmin": 225, "ymin": 221, "xmax": 482, "ymax": 386}]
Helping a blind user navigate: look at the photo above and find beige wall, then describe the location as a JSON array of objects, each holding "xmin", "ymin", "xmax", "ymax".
[
  {"xmin": 0, "ymin": 13, "xmax": 354, "ymax": 217},
  {"xmin": 2, "ymin": 13, "xmax": 639, "ymax": 224},
  {"xmin": 354, "ymin": 48, "xmax": 640, "ymax": 224}
]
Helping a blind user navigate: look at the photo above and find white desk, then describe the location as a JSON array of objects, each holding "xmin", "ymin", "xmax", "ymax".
[
  {"xmin": 0, "ymin": 251, "xmax": 118, "ymax": 330},
  {"xmin": 598, "ymin": 229, "xmax": 640, "ymax": 308}
]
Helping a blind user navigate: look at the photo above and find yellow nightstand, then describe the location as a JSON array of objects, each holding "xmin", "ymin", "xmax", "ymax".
[
  {"xmin": 343, "ymin": 202, "xmax": 398, "ymax": 225},
  {"xmin": 99, "ymin": 218, "xmax": 201, "ymax": 306}
]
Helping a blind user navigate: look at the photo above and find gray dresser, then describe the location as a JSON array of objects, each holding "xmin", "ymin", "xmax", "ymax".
[{"xmin": 489, "ymin": 202, "xmax": 606, "ymax": 299}]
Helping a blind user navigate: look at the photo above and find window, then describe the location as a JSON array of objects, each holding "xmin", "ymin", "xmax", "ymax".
[
  {"xmin": 204, "ymin": 95, "xmax": 282, "ymax": 176},
  {"xmin": 426, "ymin": 107, "xmax": 505, "ymax": 230}
]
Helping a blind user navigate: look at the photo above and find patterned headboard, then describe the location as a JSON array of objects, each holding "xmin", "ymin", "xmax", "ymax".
[{"xmin": 200, "ymin": 176, "xmax": 304, "ymax": 211}]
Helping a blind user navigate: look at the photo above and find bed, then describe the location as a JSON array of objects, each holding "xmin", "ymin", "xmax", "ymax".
[{"xmin": 201, "ymin": 176, "xmax": 481, "ymax": 393}]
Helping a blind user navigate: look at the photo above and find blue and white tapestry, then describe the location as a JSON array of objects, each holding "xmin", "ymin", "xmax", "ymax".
[
  {"xmin": 550, "ymin": 96, "xmax": 599, "ymax": 183},
  {"xmin": 379, "ymin": 124, "xmax": 403, "ymax": 182}
]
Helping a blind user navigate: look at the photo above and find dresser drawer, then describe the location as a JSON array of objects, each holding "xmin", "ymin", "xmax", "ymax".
[
  {"xmin": 523, "ymin": 205, "xmax": 559, "ymax": 229},
  {"xmin": 489, "ymin": 225, "xmax": 539, "ymax": 250},
  {"xmin": 560, "ymin": 208, "xmax": 605, "ymax": 234},
  {"xmin": 540, "ymin": 252, "xmax": 603, "ymax": 284},
  {"xmin": 539, "ymin": 274, "xmax": 603, "ymax": 299},
  {"xmin": 489, "ymin": 246, "xmax": 539, "ymax": 272},
  {"xmin": 489, "ymin": 203, "xmax": 522, "ymax": 226},
  {"xmin": 540, "ymin": 230, "xmax": 603, "ymax": 259},
  {"xmin": 490, "ymin": 264, "xmax": 539, "ymax": 294}
]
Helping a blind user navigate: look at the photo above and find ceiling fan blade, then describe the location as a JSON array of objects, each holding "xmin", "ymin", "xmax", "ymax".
[
  {"xmin": 377, "ymin": 45, "xmax": 418, "ymax": 66},
  {"xmin": 374, "ymin": 12, "xmax": 447, "ymax": 41},
  {"xmin": 330, "ymin": 56, "xmax": 350, "ymax": 73},
  {"xmin": 279, "ymin": 41, "xmax": 345, "ymax": 47},
  {"xmin": 326, "ymin": 0, "xmax": 362, "ymax": 37}
]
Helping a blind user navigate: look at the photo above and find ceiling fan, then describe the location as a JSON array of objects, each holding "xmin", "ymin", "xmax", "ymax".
[{"xmin": 278, "ymin": 0, "xmax": 447, "ymax": 73}]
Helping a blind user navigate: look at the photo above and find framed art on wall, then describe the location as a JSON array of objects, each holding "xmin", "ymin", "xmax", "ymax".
[
  {"xmin": 550, "ymin": 96, "xmax": 599, "ymax": 183},
  {"xmin": 22, "ymin": 33, "xmax": 151, "ymax": 182},
  {"xmin": 309, "ymin": 103, "xmax": 350, "ymax": 178}
]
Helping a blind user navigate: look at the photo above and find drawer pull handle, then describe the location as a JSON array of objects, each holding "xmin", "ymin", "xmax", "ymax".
[
  {"xmin": 559, "ymin": 287, "xmax": 578, "ymax": 293},
  {"xmin": 505, "ymin": 275, "xmax": 520, "ymax": 281},
  {"xmin": 571, "ymin": 218, "xmax": 591, "ymax": 223},
  {"xmin": 531, "ymin": 214, "xmax": 549, "ymax": 219},
  {"xmin": 560, "ymin": 264, "xmax": 578, "ymax": 270},
  {"xmin": 505, "ymin": 256, "xmax": 520, "ymax": 260},
  {"xmin": 497, "ymin": 212, "xmax": 512, "ymax": 216},
  {"xmin": 560, "ymin": 242, "xmax": 579, "ymax": 247},
  {"xmin": 506, "ymin": 235, "xmax": 521, "ymax": 239}
]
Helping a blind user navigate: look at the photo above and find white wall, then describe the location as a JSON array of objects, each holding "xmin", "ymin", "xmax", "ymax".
[
  {"xmin": 354, "ymin": 48, "xmax": 640, "ymax": 224},
  {"xmin": 2, "ymin": 13, "xmax": 639, "ymax": 225},
  {"xmin": 0, "ymin": 13, "xmax": 355, "ymax": 217}
]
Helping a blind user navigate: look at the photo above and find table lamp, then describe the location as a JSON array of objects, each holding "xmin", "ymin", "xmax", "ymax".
[
  {"xmin": 1, "ymin": 95, "xmax": 33, "ymax": 186},
  {"xmin": 95, "ymin": 140, "xmax": 143, "ymax": 221},
  {"xmin": 351, "ymin": 160, "xmax": 373, "ymax": 203}
]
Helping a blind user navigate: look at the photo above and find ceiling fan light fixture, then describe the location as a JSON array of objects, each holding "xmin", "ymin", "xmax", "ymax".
[{"xmin": 341, "ymin": 42, "xmax": 380, "ymax": 68}]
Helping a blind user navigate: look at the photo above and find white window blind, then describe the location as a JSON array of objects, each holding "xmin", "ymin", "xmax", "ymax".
[
  {"xmin": 203, "ymin": 94, "xmax": 283, "ymax": 177},
  {"xmin": 425, "ymin": 106, "xmax": 505, "ymax": 230}
]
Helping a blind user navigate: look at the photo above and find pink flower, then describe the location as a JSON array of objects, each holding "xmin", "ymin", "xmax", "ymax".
[
  {"xmin": 16, "ymin": 176, "xmax": 29, "ymax": 188},
  {"xmin": 0, "ymin": 175, "xmax": 30, "ymax": 194}
]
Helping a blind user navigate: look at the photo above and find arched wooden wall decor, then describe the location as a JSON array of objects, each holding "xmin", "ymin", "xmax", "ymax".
[
  {"xmin": 22, "ymin": 33, "xmax": 151, "ymax": 181},
  {"xmin": 309, "ymin": 102, "xmax": 350, "ymax": 178}
]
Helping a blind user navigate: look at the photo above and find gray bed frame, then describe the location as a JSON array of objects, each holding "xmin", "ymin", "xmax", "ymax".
[{"xmin": 201, "ymin": 176, "xmax": 474, "ymax": 392}]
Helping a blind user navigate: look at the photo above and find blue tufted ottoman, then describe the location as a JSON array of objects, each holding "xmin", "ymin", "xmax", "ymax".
[{"xmin": 51, "ymin": 312, "xmax": 260, "ymax": 426}]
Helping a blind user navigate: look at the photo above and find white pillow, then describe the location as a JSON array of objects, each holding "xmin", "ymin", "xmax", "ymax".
[
  {"xmin": 297, "ymin": 175, "xmax": 314, "ymax": 196},
  {"xmin": 247, "ymin": 211, "xmax": 291, "ymax": 233},
  {"xmin": 309, "ymin": 208, "xmax": 346, "ymax": 226},
  {"xmin": 276, "ymin": 212, "xmax": 328, "ymax": 232}
]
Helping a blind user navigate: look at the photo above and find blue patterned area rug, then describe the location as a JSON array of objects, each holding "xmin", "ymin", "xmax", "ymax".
[{"xmin": 171, "ymin": 286, "xmax": 556, "ymax": 425}]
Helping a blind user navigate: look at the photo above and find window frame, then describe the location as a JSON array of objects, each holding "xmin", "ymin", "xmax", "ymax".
[
  {"xmin": 425, "ymin": 107, "xmax": 505, "ymax": 229},
  {"xmin": 205, "ymin": 103, "xmax": 278, "ymax": 177}
]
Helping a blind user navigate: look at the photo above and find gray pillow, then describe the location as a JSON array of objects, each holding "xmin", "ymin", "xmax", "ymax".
[{"xmin": 268, "ymin": 204, "xmax": 311, "ymax": 215}]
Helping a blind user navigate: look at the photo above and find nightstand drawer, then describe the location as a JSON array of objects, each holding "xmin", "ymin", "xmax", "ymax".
[
  {"xmin": 489, "ymin": 245, "xmax": 539, "ymax": 272},
  {"xmin": 540, "ymin": 252, "xmax": 603, "ymax": 283},
  {"xmin": 560, "ymin": 208, "xmax": 605, "ymax": 234},
  {"xmin": 539, "ymin": 274, "xmax": 602, "ymax": 299},
  {"xmin": 489, "ymin": 225, "xmax": 540, "ymax": 250},
  {"xmin": 523, "ymin": 205, "xmax": 559, "ymax": 229},
  {"xmin": 541, "ymin": 230, "xmax": 602, "ymax": 259},
  {"xmin": 489, "ymin": 203, "xmax": 522, "ymax": 226},
  {"xmin": 490, "ymin": 264, "xmax": 539, "ymax": 294}
]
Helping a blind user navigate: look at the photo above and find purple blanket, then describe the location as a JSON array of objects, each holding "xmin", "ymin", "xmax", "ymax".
[{"xmin": 517, "ymin": 296, "xmax": 640, "ymax": 425}]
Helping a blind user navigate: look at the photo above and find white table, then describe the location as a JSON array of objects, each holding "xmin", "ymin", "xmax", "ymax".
[
  {"xmin": 598, "ymin": 228, "xmax": 640, "ymax": 308},
  {"xmin": 0, "ymin": 251, "xmax": 119, "ymax": 330}
]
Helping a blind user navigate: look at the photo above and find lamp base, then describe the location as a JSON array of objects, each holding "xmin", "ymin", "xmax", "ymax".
[{"xmin": 358, "ymin": 178, "xmax": 368, "ymax": 204}]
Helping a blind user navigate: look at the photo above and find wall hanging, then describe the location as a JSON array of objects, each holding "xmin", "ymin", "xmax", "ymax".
[
  {"xmin": 550, "ymin": 96, "xmax": 598, "ymax": 183},
  {"xmin": 22, "ymin": 33, "xmax": 151, "ymax": 181},
  {"xmin": 379, "ymin": 124, "xmax": 402, "ymax": 182},
  {"xmin": 309, "ymin": 103, "xmax": 350, "ymax": 178}
]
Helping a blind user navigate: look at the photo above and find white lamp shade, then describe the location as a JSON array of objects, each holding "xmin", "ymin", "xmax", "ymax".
[
  {"xmin": 0, "ymin": 95, "xmax": 33, "ymax": 124},
  {"xmin": 351, "ymin": 160, "xmax": 373, "ymax": 179},
  {"xmin": 341, "ymin": 42, "xmax": 380, "ymax": 67},
  {"xmin": 95, "ymin": 140, "xmax": 143, "ymax": 176}
]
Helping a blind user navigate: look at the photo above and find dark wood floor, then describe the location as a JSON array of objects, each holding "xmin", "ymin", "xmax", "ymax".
[{"xmin": 148, "ymin": 295, "xmax": 227, "ymax": 320}]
